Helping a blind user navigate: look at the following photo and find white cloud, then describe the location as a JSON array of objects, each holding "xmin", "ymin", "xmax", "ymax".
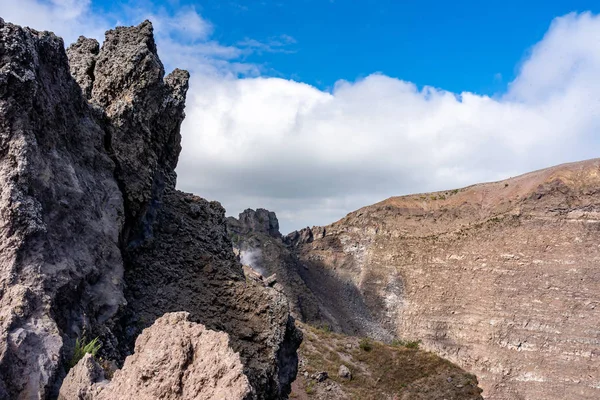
[
  {"xmin": 177, "ymin": 12, "xmax": 600, "ymax": 233},
  {"xmin": 0, "ymin": 0, "xmax": 108, "ymax": 43},
  {"xmin": 3, "ymin": 2, "xmax": 600, "ymax": 234}
]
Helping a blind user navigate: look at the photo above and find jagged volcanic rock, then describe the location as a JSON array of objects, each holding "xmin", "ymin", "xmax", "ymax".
[
  {"xmin": 0, "ymin": 18, "xmax": 300, "ymax": 400},
  {"xmin": 0, "ymin": 18, "xmax": 124, "ymax": 399},
  {"xmin": 228, "ymin": 208, "xmax": 282, "ymax": 239},
  {"xmin": 117, "ymin": 190, "xmax": 301, "ymax": 399}
]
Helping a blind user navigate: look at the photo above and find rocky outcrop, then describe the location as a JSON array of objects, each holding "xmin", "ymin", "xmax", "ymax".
[
  {"xmin": 116, "ymin": 191, "xmax": 301, "ymax": 399},
  {"xmin": 59, "ymin": 313, "xmax": 253, "ymax": 400},
  {"xmin": 289, "ymin": 159, "xmax": 600, "ymax": 400},
  {"xmin": 283, "ymin": 226, "xmax": 325, "ymax": 248},
  {"xmin": 66, "ymin": 21, "xmax": 190, "ymax": 239},
  {"xmin": 65, "ymin": 37, "xmax": 99, "ymax": 99},
  {"xmin": 57, "ymin": 354, "xmax": 107, "ymax": 400},
  {"xmin": 0, "ymin": 18, "xmax": 124, "ymax": 399},
  {"xmin": 227, "ymin": 210, "xmax": 323, "ymax": 326},
  {"xmin": 228, "ymin": 208, "xmax": 282, "ymax": 239},
  {"xmin": 0, "ymin": 18, "xmax": 299, "ymax": 399},
  {"xmin": 229, "ymin": 209, "xmax": 393, "ymax": 341}
]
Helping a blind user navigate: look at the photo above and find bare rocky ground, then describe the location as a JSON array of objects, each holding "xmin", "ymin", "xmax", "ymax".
[
  {"xmin": 288, "ymin": 159, "xmax": 600, "ymax": 400},
  {"xmin": 0, "ymin": 18, "xmax": 299, "ymax": 399}
]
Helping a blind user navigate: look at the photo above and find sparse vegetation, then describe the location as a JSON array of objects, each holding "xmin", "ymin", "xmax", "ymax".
[
  {"xmin": 430, "ymin": 195, "xmax": 438, "ymax": 201},
  {"xmin": 305, "ymin": 380, "xmax": 316, "ymax": 394},
  {"xmin": 69, "ymin": 336, "xmax": 101, "ymax": 369},
  {"xmin": 438, "ymin": 194, "xmax": 446, "ymax": 200},
  {"xmin": 405, "ymin": 340, "xmax": 421, "ymax": 349},
  {"xmin": 359, "ymin": 337, "xmax": 373, "ymax": 351},
  {"xmin": 451, "ymin": 189, "xmax": 459, "ymax": 195},
  {"xmin": 392, "ymin": 338, "xmax": 422, "ymax": 349},
  {"xmin": 293, "ymin": 323, "xmax": 482, "ymax": 399}
]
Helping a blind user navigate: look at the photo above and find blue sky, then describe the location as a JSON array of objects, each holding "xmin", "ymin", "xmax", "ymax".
[
  {"xmin": 4, "ymin": 1, "xmax": 600, "ymax": 233},
  {"xmin": 89, "ymin": 0, "xmax": 600, "ymax": 94}
]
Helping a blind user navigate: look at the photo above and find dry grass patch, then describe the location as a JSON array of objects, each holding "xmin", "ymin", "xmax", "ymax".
[{"xmin": 292, "ymin": 322, "xmax": 483, "ymax": 400}]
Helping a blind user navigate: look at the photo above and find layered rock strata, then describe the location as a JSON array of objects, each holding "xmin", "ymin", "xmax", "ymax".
[{"xmin": 288, "ymin": 159, "xmax": 600, "ymax": 399}]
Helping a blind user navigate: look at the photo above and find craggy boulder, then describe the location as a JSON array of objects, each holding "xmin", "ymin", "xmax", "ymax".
[{"xmin": 60, "ymin": 313, "xmax": 252, "ymax": 400}]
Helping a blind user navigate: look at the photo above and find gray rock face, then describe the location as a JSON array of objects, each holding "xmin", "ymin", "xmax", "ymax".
[
  {"xmin": 85, "ymin": 21, "xmax": 190, "ymax": 226},
  {"xmin": 229, "ymin": 208, "xmax": 282, "ymax": 238},
  {"xmin": 66, "ymin": 37, "xmax": 99, "ymax": 99},
  {"xmin": 117, "ymin": 191, "xmax": 302, "ymax": 399},
  {"xmin": 227, "ymin": 210, "xmax": 324, "ymax": 327},
  {"xmin": 60, "ymin": 313, "xmax": 253, "ymax": 400},
  {"xmin": 0, "ymin": 18, "xmax": 124, "ymax": 399},
  {"xmin": 0, "ymin": 18, "xmax": 300, "ymax": 400},
  {"xmin": 67, "ymin": 20, "xmax": 190, "ymax": 231}
]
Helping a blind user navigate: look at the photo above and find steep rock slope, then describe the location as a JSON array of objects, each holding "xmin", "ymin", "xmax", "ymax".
[
  {"xmin": 228, "ymin": 211, "xmax": 485, "ymax": 399},
  {"xmin": 227, "ymin": 209, "xmax": 323, "ymax": 324},
  {"xmin": 228, "ymin": 209, "xmax": 393, "ymax": 341},
  {"xmin": 289, "ymin": 159, "xmax": 600, "ymax": 400},
  {"xmin": 117, "ymin": 191, "xmax": 301, "ymax": 399},
  {"xmin": 0, "ymin": 18, "xmax": 299, "ymax": 399}
]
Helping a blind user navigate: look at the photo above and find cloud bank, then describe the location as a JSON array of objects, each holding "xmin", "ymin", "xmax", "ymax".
[
  {"xmin": 180, "ymin": 12, "xmax": 600, "ymax": 233},
  {"xmin": 3, "ymin": 1, "xmax": 600, "ymax": 233}
]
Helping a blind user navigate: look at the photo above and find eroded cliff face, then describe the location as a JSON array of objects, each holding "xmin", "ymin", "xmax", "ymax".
[
  {"xmin": 0, "ymin": 18, "xmax": 300, "ymax": 400},
  {"xmin": 288, "ymin": 159, "xmax": 600, "ymax": 400}
]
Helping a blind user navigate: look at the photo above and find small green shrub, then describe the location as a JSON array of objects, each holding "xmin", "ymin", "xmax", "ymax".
[
  {"xmin": 391, "ymin": 338, "xmax": 421, "ymax": 349},
  {"xmin": 305, "ymin": 380, "xmax": 316, "ymax": 394},
  {"xmin": 359, "ymin": 338, "xmax": 373, "ymax": 352},
  {"xmin": 438, "ymin": 195, "xmax": 446, "ymax": 200},
  {"xmin": 319, "ymin": 323, "xmax": 332, "ymax": 333},
  {"xmin": 451, "ymin": 189, "xmax": 459, "ymax": 195},
  {"xmin": 430, "ymin": 196, "xmax": 437, "ymax": 201},
  {"xmin": 404, "ymin": 340, "xmax": 421, "ymax": 349},
  {"xmin": 69, "ymin": 337, "xmax": 101, "ymax": 369}
]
